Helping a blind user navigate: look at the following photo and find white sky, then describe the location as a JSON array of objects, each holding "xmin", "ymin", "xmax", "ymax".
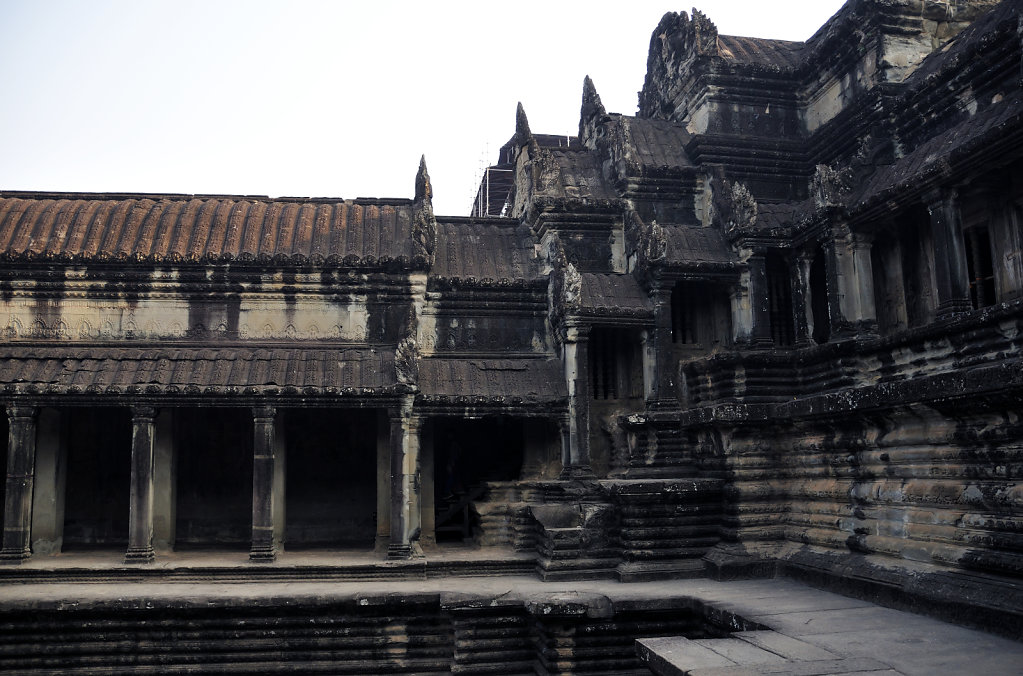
[{"xmin": 0, "ymin": 1, "xmax": 845, "ymax": 216}]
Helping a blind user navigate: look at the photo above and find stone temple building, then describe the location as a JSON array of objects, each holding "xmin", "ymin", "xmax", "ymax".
[{"xmin": 1, "ymin": 0, "xmax": 1022, "ymax": 671}]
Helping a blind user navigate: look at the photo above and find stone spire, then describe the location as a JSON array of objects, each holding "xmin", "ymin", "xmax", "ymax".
[
  {"xmin": 579, "ymin": 75, "xmax": 609, "ymax": 146},
  {"xmin": 515, "ymin": 102, "xmax": 533, "ymax": 146},
  {"xmin": 412, "ymin": 155, "xmax": 436, "ymax": 262}
]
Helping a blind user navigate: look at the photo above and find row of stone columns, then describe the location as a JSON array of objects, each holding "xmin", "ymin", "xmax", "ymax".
[
  {"xmin": 2, "ymin": 403, "xmax": 579, "ymax": 563},
  {"xmin": 0, "ymin": 404, "xmax": 403, "ymax": 563},
  {"xmin": 0, "ymin": 405, "xmax": 166, "ymax": 563},
  {"xmin": 730, "ymin": 189, "xmax": 974, "ymax": 348}
]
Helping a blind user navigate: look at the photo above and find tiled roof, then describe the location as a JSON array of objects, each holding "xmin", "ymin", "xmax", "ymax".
[
  {"xmin": 0, "ymin": 194, "xmax": 415, "ymax": 265},
  {"xmin": 553, "ymin": 150, "xmax": 615, "ymax": 200},
  {"xmin": 717, "ymin": 35, "xmax": 805, "ymax": 70},
  {"xmin": 902, "ymin": 0, "xmax": 1018, "ymax": 87},
  {"xmin": 0, "ymin": 346, "xmax": 397, "ymax": 396},
  {"xmin": 623, "ymin": 117, "xmax": 694, "ymax": 172},
  {"xmin": 852, "ymin": 95, "xmax": 1023, "ymax": 210},
  {"xmin": 663, "ymin": 225, "xmax": 735, "ymax": 266},
  {"xmin": 579, "ymin": 273, "xmax": 653, "ymax": 318},
  {"xmin": 418, "ymin": 357, "xmax": 566, "ymax": 404},
  {"xmin": 433, "ymin": 219, "xmax": 540, "ymax": 283}
]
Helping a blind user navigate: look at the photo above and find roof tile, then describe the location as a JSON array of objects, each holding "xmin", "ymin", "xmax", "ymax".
[
  {"xmin": 0, "ymin": 346, "xmax": 397, "ymax": 395},
  {"xmin": 0, "ymin": 194, "xmax": 415, "ymax": 264}
]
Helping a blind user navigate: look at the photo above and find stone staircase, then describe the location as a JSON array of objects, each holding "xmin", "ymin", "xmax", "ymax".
[
  {"xmin": 471, "ymin": 482, "xmax": 535, "ymax": 550},
  {"xmin": 606, "ymin": 479, "xmax": 723, "ymax": 582}
]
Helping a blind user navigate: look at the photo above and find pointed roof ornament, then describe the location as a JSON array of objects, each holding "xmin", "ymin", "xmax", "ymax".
[
  {"xmin": 515, "ymin": 102, "xmax": 533, "ymax": 146},
  {"xmin": 581, "ymin": 75, "xmax": 606, "ymax": 119},
  {"xmin": 415, "ymin": 154, "xmax": 432, "ymax": 206},
  {"xmin": 579, "ymin": 75, "xmax": 609, "ymax": 143},
  {"xmin": 412, "ymin": 155, "xmax": 436, "ymax": 263}
]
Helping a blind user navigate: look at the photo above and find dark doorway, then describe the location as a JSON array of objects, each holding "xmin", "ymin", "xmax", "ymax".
[
  {"xmin": 965, "ymin": 225, "xmax": 996, "ymax": 309},
  {"xmin": 174, "ymin": 408, "xmax": 252, "ymax": 549},
  {"xmin": 809, "ymin": 249, "xmax": 831, "ymax": 344},
  {"xmin": 899, "ymin": 205, "xmax": 936, "ymax": 328},
  {"xmin": 766, "ymin": 252, "xmax": 795, "ymax": 346},
  {"xmin": 285, "ymin": 409, "xmax": 377, "ymax": 549},
  {"xmin": 433, "ymin": 417, "xmax": 524, "ymax": 543},
  {"xmin": 62, "ymin": 408, "xmax": 131, "ymax": 549},
  {"xmin": 589, "ymin": 327, "xmax": 643, "ymax": 401}
]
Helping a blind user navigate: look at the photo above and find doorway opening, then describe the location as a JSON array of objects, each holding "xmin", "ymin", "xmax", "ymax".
[
  {"xmin": 284, "ymin": 408, "xmax": 377, "ymax": 549},
  {"xmin": 432, "ymin": 417, "xmax": 525, "ymax": 544},
  {"xmin": 62, "ymin": 408, "xmax": 131, "ymax": 550},
  {"xmin": 174, "ymin": 408, "xmax": 252, "ymax": 549}
]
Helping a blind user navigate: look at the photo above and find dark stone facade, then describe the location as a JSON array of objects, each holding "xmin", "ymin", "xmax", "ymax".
[{"xmin": 2, "ymin": 0, "xmax": 1022, "ymax": 640}]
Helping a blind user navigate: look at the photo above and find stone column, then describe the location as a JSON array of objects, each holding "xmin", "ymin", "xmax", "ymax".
[
  {"xmin": 561, "ymin": 326, "xmax": 595, "ymax": 478},
  {"xmin": 747, "ymin": 249, "xmax": 773, "ymax": 347},
  {"xmin": 250, "ymin": 406, "xmax": 277, "ymax": 562},
  {"xmin": 388, "ymin": 403, "xmax": 422, "ymax": 559},
  {"xmin": 927, "ymin": 189, "xmax": 972, "ymax": 317},
  {"xmin": 125, "ymin": 406, "xmax": 157, "ymax": 563},
  {"xmin": 1, "ymin": 406, "xmax": 38, "ymax": 561}
]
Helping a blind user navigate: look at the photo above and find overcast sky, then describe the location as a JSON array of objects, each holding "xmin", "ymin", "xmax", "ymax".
[{"xmin": 0, "ymin": 1, "xmax": 845, "ymax": 216}]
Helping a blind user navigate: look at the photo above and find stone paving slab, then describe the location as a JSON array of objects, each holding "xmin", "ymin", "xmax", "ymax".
[
  {"xmin": 730, "ymin": 631, "xmax": 838, "ymax": 661},
  {"xmin": 685, "ymin": 658, "xmax": 898, "ymax": 676},
  {"xmin": 691, "ymin": 637, "xmax": 789, "ymax": 665},
  {"xmin": 637, "ymin": 635, "xmax": 892, "ymax": 676}
]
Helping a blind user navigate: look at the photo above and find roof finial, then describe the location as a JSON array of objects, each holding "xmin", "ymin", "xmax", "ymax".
[
  {"xmin": 582, "ymin": 75, "xmax": 606, "ymax": 119},
  {"xmin": 412, "ymin": 155, "xmax": 436, "ymax": 263},
  {"xmin": 415, "ymin": 155, "xmax": 432, "ymax": 205},
  {"xmin": 515, "ymin": 102, "xmax": 533, "ymax": 146},
  {"xmin": 580, "ymin": 75, "xmax": 608, "ymax": 144}
]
